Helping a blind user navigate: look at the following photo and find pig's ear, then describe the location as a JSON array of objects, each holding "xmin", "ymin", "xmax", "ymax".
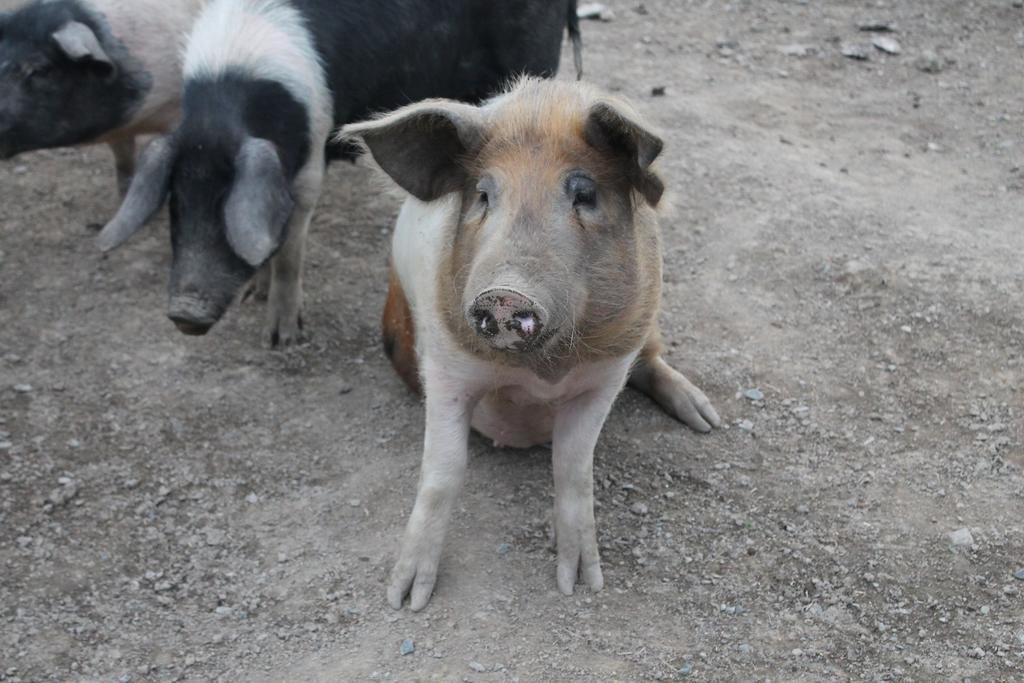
[
  {"xmin": 52, "ymin": 21, "xmax": 113, "ymax": 68},
  {"xmin": 97, "ymin": 136, "xmax": 176, "ymax": 252},
  {"xmin": 339, "ymin": 101, "xmax": 484, "ymax": 201},
  {"xmin": 224, "ymin": 138, "xmax": 295, "ymax": 267},
  {"xmin": 584, "ymin": 101, "xmax": 665, "ymax": 206}
]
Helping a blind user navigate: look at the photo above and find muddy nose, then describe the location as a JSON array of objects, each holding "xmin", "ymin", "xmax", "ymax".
[
  {"xmin": 168, "ymin": 296, "xmax": 218, "ymax": 336},
  {"xmin": 467, "ymin": 288, "xmax": 547, "ymax": 350}
]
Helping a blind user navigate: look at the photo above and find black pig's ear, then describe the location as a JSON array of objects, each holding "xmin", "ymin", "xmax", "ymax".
[
  {"xmin": 338, "ymin": 99, "xmax": 484, "ymax": 202},
  {"xmin": 584, "ymin": 100, "xmax": 665, "ymax": 206},
  {"xmin": 97, "ymin": 136, "xmax": 176, "ymax": 252},
  {"xmin": 52, "ymin": 21, "xmax": 112, "ymax": 68},
  {"xmin": 224, "ymin": 138, "xmax": 295, "ymax": 267}
]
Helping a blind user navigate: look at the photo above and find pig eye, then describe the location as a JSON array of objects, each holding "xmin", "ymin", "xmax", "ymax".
[
  {"xmin": 475, "ymin": 176, "xmax": 496, "ymax": 210},
  {"xmin": 567, "ymin": 173, "xmax": 597, "ymax": 210}
]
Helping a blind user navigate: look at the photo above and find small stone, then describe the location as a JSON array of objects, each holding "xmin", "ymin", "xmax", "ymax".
[
  {"xmin": 915, "ymin": 50, "xmax": 944, "ymax": 73},
  {"xmin": 872, "ymin": 36, "xmax": 902, "ymax": 55},
  {"xmin": 468, "ymin": 661, "xmax": 487, "ymax": 673},
  {"xmin": 779, "ymin": 44, "xmax": 812, "ymax": 57},
  {"xmin": 857, "ymin": 19, "xmax": 896, "ymax": 32},
  {"xmin": 968, "ymin": 647, "xmax": 985, "ymax": 659},
  {"xmin": 796, "ymin": 504, "xmax": 810, "ymax": 514},
  {"xmin": 0, "ymin": 441, "xmax": 12, "ymax": 451},
  {"xmin": 737, "ymin": 419, "xmax": 754, "ymax": 432},
  {"xmin": 791, "ymin": 648, "xmax": 804, "ymax": 657},
  {"xmin": 13, "ymin": 165, "xmax": 27, "ymax": 175},
  {"xmin": 948, "ymin": 527, "xmax": 973, "ymax": 547},
  {"xmin": 630, "ymin": 502, "xmax": 649, "ymax": 516},
  {"xmin": 744, "ymin": 388, "xmax": 764, "ymax": 401},
  {"xmin": 348, "ymin": 499, "xmax": 362, "ymax": 508},
  {"xmin": 737, "ymin": 643, "xmax": 753, "ymax": 654},
  {"xmin": 66, "ymin": 438, "xmax": 81, "ymax": 449},
  {"xmin": 577, "ymin": 3, "xmax": 614, "ymax": 21},
  {"xmin": 277, "ymin": 552, "xmax": 289, "ymax": 563},
  {"xmin": 399, "ymin": 639, "xmax": 415, "ymax": 656},
  {"xmin": 13, "ymin": 383, "xmax": 32, "ymax": 393},
  {"xmin": 1013, "ymin": 568, "xmax": 1024, "ymax": 581},
  {"xmin": 841, "ymin": 43, "xmax": 870, "ymax": 60},
  {"xmin": 338, "ymin": 383, "xmax": 354, "ymax": 395},
  {"xmin": 48, "ymin": 481, "xmax": 79, "ymax": 507},
  {"xmin": 497, "ymin": 543, "xmax": 512, "ymax": 556},
  {"xmin": 678, "ymin": 662, "xmax": 693, "ymax": 676},
  {"xmin": 214, "ymin": 606, "xmax": 233, "ymax": 618},
  {"xmin": 651, "ymin": 86, "xmax": 666, "ymax": 97},
  {"xmin": 245, "ymin": 493, "xmax": 259, "ymax": 504}
]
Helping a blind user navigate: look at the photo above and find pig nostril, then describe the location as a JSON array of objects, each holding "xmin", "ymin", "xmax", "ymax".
[
  {"xmin": 472, "ymin": 309, "xmax": 499, "ymax": 337},
  {"xmin": 512, "ymin": 311, "xmax": 540, "ymax": 337}
]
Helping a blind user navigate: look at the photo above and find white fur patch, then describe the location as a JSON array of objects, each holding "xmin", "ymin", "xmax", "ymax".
[{"xmin": 183, "ymin": 0, "xmax": 332, "ymax": 138}]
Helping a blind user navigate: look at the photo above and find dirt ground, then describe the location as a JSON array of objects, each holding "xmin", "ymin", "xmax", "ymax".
[{"xmin": 2, "ymin": 0, "xmax": 1023, "ymax": 680}]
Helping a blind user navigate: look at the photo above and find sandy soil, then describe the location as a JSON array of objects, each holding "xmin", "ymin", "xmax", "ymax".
[{"xmin": 1, "ymin": 1, "xmax": 1023, "ymax": 680}]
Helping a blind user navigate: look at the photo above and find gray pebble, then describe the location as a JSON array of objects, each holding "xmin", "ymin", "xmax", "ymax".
[
  {"xmin": 737, "ymin": 643, "xmax": 753, "ymax": 654},
  {"xmin": 13, "ymin": 383, "xmax": 32, "ymax": 393},
  {"xmin": 840, "ymin": 43, "xmax": 870, "ymax": 60},
  {"xmin": 630, "ymin": 502, "xmax": 649, "ymax": 516},
  {"xmin": 744, "ymin": 388, "xmax": 764, "ymax": 401},
  {"xmin": 678, "ymin": 662, "xmax": 693, "ymax": 676},
  {"xmin": 871, "ymin": 36, "xmax": 901, "ymax": 55},
  {"xmin": 468, "ymin": 661, "xmax": 487, "ymax": 673},
  {"xmin": 915, "ymin": 50, "xmax": 944, "ymax": 73},
  {"xmin": 1013, "ymin": 568, "xmax": 1024, "ymax": 581},
  {"xmin": 737, "ymin": 419, "xmax": 754, "ymax": 432},
  {"xmin": 497, "ymin": 543, "xmax": 512, "ymax": 555},
  {"xmin": 948, "ymin": 527, "xmax": 973, "ymax": 547},
  {"xmin": 399, "ymin": 639, "xmax": 415, "ymax": 656}
]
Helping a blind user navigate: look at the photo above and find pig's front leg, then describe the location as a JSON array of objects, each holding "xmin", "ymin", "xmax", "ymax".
[
  {"xmin": 629, "ymin": 343, "xmax": 721, "ymax": 433},
  {"xmin": 388, "ymin": 362, "xmax": 477, "ymax": 611},
  {"xmin": 239, "ymin": 264, "xmax": 271, "ymax": 304},
  {"xmin": 265, "ymin": 161, "xmax": 322, "ymax": 348},
  {"xmin": 108, "ymin": 138, "xmax": 136, "ymax": 199},
  {"xmin": 265, "ymin": 205, "xmax": 310, "ymax": 347},
  {"xmin": 551, "ymin": 381, "xmax": 624, "ymax": 596}
]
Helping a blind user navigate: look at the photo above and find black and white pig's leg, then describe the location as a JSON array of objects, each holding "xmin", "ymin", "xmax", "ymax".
[
  {"xmin": 388, "ymin": 356, "xmax": 479, "ymax": 611},
  {"xmin": 109, "ymin": 137, "xmax": 136, "ymax": 199},
  {"xmin": 551, "ymin": 361, "xmax": 632, "ymax": 596},
  {"xmin": 265, "ymin": 156, "xmax": 323, "ymax": 348},
  {"xmin": 628, "ymin": 332, "xmax": 721, "ymax": 433}
]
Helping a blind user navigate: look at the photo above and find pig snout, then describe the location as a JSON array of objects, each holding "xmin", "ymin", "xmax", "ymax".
[
  {"xmin": 167, "ymin": 291, "xmax": 222, "ymax": 336},
  {"xmin": 467, "ymin": 288, "xmax": 549, "ymax": 351}
]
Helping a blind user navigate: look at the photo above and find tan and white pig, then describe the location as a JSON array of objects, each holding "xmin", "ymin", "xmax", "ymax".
[{"xmin": 342, "ymin": 77, "xmax": 721, "ymax": 611}]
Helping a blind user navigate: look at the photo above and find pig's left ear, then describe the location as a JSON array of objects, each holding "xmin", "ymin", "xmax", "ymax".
[
  {"xmin": 52, "ymin": 21, "xmax": 113, "ymax": 70},
  {"xmin": 97, "ymin": 135, "xmax": 176, "ymax": 252},
  {"xmin": 585, "ymin": 101, "xmax": 665, "ymax": 206},
  {"xmin": 339, "ymin": 101, "xmax": 484, "ymax": 201}
]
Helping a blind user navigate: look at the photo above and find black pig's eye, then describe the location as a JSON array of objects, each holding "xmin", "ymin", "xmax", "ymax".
[{"xmin": 567, "ymin": 173, "xmax": 597, "ymax": 209}]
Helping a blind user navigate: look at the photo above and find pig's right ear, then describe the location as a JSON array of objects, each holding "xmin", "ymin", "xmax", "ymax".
[
  {"xmin": 339, "ymin": 101, "xmax": 484, "ymax": 201},
  {"xmin": 97, "ymin": 136, "xmax": 176, "ymax": 252}
]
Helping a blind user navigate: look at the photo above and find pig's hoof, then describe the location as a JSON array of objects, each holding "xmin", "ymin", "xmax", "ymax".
[
  {"xmin": 265, "ymin": 314, "xmax": 306, "ymax": 349},
  {"xmin": 669, "ymin": 380, "xmax": 721, "ymax": 433},
  {"xmin": 555, "ymin": 527, "xmax": 604, "ymax": 596},
  {"xmin": 388, "ymin": 553, "xmax": 441, "ymax": 611}
]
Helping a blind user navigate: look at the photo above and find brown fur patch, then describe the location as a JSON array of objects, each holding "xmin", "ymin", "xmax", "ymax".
[{"xmin": 382, "ymin": 265, "xmax": 421, "ymax": 394}]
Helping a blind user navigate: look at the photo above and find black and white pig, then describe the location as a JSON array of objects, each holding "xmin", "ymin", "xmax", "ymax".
[
  {"xmin": 95, "ymin": 0, "xmax": 582, "ymax": 347},
  {"xmin": 0, "ymin": 0, "xmax": 204, "ymax": 195},
  {"xmin": 342, "ymin": 78, "xmax": 721, "ymax": 610}
]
